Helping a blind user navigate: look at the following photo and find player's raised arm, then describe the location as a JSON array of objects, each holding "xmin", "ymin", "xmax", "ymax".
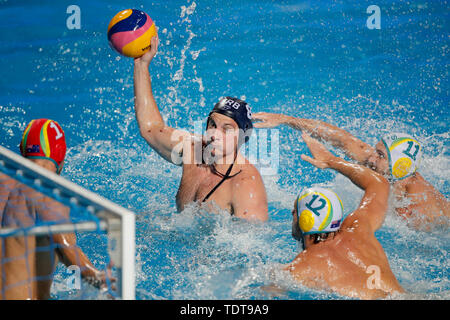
[
  {"xmin": 253, "ymin": 112, "xmax": 375, "ymax": 164},
  {"xmin": 301, "ymin": 133, "xmax": 389, "ymax": 233},
  {"xmin": 133, "ymin": 35, "xmax": 192, "ymax": 165}
]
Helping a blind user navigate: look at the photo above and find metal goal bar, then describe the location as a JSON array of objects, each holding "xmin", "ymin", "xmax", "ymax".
[{"xmin": 0, "ymin": 145, "xmax": 135, "ymax": 300}]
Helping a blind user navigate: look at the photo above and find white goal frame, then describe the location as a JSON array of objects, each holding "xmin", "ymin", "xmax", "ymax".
[{"xmin": 0, "ymin": 145, "xmax": 135, "ymax": 300}]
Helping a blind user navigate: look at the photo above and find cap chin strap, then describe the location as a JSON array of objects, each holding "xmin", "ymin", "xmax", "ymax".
[
  {"xmin": 202, "ymin": 115, "xmax": 244, "ymax": 204},
  {"xmin": 201, "ymin": 149, "xmax": 242, "ymax": 203}
]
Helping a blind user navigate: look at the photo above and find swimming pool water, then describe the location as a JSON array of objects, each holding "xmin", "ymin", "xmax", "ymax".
[{"xmin": 0, "ymin": 0, "xmax": 448, "ymax": 299}]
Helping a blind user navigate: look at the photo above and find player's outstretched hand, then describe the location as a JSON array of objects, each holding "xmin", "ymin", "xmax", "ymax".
[
  {"xmin": 134, "ymin": 35, "xmax": 159, "ymax": 66},
  {"xmin": 301, "ymin": 133, "xmax": 335, "ymax": 169}
]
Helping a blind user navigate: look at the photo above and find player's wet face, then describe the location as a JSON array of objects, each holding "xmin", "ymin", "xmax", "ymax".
[
  {"xmin": 367, "ymin": 141, "xmax": 389, "ymax": 175},
  {"xmin": 205, "ymin": 113, "xmax": 239, "ymax": 161}
]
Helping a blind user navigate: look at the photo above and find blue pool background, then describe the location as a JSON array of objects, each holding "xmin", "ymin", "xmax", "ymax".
[{"xmin": 0, "ymin": 0, "xmax": 448, "ymax": 299}]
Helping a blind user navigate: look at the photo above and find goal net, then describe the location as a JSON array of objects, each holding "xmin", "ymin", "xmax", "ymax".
[{"xmin": 0, "ymin": 145, "xmax": 135, "ymax": 300}]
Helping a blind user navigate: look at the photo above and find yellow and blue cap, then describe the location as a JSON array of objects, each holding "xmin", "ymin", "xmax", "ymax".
[
  {"xmin": 296, "ymin": 187, "xmax": 344, "ymax": 235},
  {"xmin": 381, "ymin": 133, "xmax": 422, "ymax": 180}
]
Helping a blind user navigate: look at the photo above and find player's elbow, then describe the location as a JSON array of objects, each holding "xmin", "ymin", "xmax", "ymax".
[
  {"xmin": 365, "ymin": 168, "xmax": 389, "ymax": 192},
  {"xmin": 374, "ymin": 174, "xmax": 390, "ymax": 192},
  {"xmin": 139, "ymin": 122, "xmax": 164, "ymax": 142},
  {"xmin": 365, "ymin": 175, "xmax": 390, "ymax": 209},
  {"xmin": 138, "ymin": 125, "xmax": 151, "ymax": 139}
]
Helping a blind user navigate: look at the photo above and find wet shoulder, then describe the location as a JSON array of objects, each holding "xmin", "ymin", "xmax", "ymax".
[
  {"xmin": 234, "ymin": 160, "xmax": 263, "ymax": 182},
  {"xmin": 231, "ymin": 161, "xmax": 266, "ymax": 196},
  {"xmin": 340, "ymin": 209, "xmax": 373, "ymax": 236},
  {"xmin": 286, "ymin": 245, "xmax": 336, "ymax": 284}
]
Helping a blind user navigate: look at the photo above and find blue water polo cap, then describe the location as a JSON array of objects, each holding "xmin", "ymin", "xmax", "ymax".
[{"xmin": 207, "ymin": 97, "xmax": 253, "ymax": 143}]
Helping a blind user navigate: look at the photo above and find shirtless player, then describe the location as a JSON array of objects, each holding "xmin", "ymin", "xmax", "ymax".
[
  {"xmin": 253, "ymin": 112, "xmax": 449, "ymax": 227},
  {"xmin": 133, "ymin": 36, "xmax": 268, "ymax": 221},
  {"xmin": 285, "ymin": 133, "xmax": 404, "ymax": 299},
  {"xmin": 0, "ymin": 119, "xmax": 109, "ymax": 299}
]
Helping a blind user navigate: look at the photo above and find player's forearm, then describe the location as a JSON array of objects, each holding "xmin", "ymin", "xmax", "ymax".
[
  {"xmin": 133, "ymin": 61, "xmax": 165, "ymax": 134},
  {"xmin": 53, "ymin": 234, "xmax": 99, "ymax": 278},
  {"xmin": 327, "ymin": 156, "xmax": 386, "ymax": 191},
  {"xmin": 328, "ymin": 152, "xmax": 389, "ymax": 232},
  {"xmin": 284, "ymin": 116, "xmax": 372, "ymax": 162},
  {"xmin": 284, "ymin": 116, "xmax": 349, "ymax": 149},
  {"xmin": 67, "ymin": 249, "xmax": 98, "ymax": 278}
]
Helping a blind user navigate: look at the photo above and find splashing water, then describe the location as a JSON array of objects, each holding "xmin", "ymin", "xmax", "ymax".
[{"xmin": 0, "ymin": 0, "xmax": 448, "ymax": 299}]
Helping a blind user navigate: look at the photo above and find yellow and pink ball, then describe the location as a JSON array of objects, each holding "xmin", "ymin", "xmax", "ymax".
[{"xmin": 107, "ymin": 9, "xmax": 157, "ymax": 58}]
